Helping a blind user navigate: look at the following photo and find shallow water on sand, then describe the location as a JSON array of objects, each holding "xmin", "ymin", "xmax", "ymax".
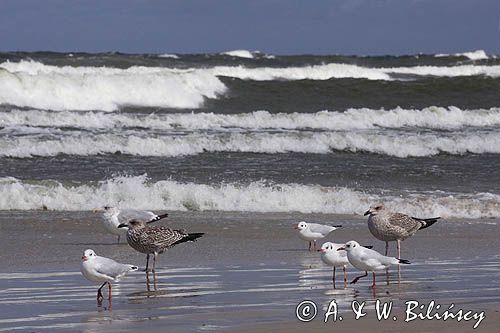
[
  {"xmin": 0, "ymin": 258, "xmax": 498, "ymax": 332},
  {"xmin": 0, "ymin": 212, "xmax": 498, "ymax": 332}
]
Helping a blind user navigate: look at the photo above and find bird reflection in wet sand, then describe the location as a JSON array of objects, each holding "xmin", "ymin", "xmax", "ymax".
[{"xmin": 145, "ymin": 270, "xmax": 158, "ymax": 292}]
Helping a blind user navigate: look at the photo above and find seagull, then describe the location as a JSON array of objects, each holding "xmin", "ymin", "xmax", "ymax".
[
  {"xmin": 338, "ymin": 240, "xmax": 410, "ymax": 287},
  {"xmin": 295, "ymin": 221, "xmax": 342, "ymax": 251},
  {"xmin": 80, "ymin": 249, "xmax": 138, "ymax": 303},
  {"xmin": 318, "ymin": 242, "xmax": 350, "ymax": 288},
  {"xmin": 93, "ymin": 206, "xmax": 169, "ymax": 243},
  {"xmin": 118, "ymin": 220, "xmax": 204, "ymax": 272},
  {"xmin": 364, "ymin": 204, "xmax": 440, "ymax": 257}
]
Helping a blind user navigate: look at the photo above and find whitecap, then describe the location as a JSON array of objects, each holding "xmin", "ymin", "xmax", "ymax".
[
  {"xmin": 0, "ymin": 176, "xmax": 498, "ymax": 218},
  {"xmin": 221, "ymin": 50, "xmax": 255, "ymax": 58}
]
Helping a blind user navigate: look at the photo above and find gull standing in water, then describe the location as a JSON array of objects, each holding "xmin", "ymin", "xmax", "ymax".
[
  {"xmin": 364, "ymin": 204, "xmax": 440, "ymax": 258},
  {"xmin": 118, "ymin": 220, "xmax": 204, "ymax": 273},
  {"xmin": 94, "ymin": 206, "xmax": 169, "ymax": 243},
  {"xmin": 338, "ymin": 241, "xmax": 410, "ymax": 287},
  {"xmin": 319, "ymin": 242, "xmax": 350, "ymax": 288},
  {"xmin": 80, "ymin": 249, "xmax": 138, "ymax": 303},
  {"xmin": 295, "ymin": 221, "xmax": 342, "ymax": 251}
]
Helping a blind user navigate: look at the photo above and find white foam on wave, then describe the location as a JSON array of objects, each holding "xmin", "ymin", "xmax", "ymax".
[
  {"xmin": 1, "ymin": 130, "xmax": 499, "ymax": 158},
  {"xmin": 3, "ymin": 60, "xmax": 500, "ymax": 111},
  {"xmin": 435, "ymin": 50, "xmax": 489, "ymax": 60},
  {"xmin": 211, "ymin": 62, "xmax": 500, "ymax": 80},
  {"xmin": 0, "ymin": 175, "xmax": 497, "ymax": 218},
  {"xmin": 460, "ymin": 50, "xmax": 489, "ymax": 60},
  {"xmin": 211, "ymin": 63, "xmax": 391, "ymax": 80},
  {"xmin": 158, "ymin": 53, "xmax": 179, "ymax": 59},
  {"xmin": 0, "ymin": 61, "xmax": 226, "ymax": 111},
  {"xmin": 221, "ymin": 50, "xmax": 255, "ymax": 58},
  {"xmin": 2, "ymin": 106, "xmax": 499, "ymax": 131},
  {"xmin": 387, "ymin": 64, "xmax": 500, "ymax": 77}
]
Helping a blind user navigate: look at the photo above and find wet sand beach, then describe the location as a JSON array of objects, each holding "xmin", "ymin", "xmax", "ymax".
[{"xmin": 0, "ymin": 211, "xmax": 498, "ymax": 332}]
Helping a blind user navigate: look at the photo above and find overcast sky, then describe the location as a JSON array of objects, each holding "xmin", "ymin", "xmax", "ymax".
[{"xmin": 1, "ymin": 0, "xmax": 499, "ymax": 55}]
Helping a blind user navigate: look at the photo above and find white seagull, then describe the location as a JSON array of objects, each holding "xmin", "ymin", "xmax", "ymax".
[
  {"xmin": 318, "ymin": 242, "xmax": 350, "ymax": 288},
  {"xmin": 80, "ymin": 249, "xmax": 138, "ymax": 303},
  {"xmin": 338, "ymin": 240, "xmax": 410, "ymax": 287},
  {"xmin": 93, "ymin": 206, "xmax": 169, "ymax": 243},
  {"xmin": 295, "ymin": 221, "xmax": 342, "ymax": 251}
]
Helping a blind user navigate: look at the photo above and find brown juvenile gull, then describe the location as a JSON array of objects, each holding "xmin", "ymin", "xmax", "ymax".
[
  {"xmin": 118, "ymin": 220, "xmax": 204, "ymax": 272},
  {"xmin": 364, "ymin": 204, "xmax": 440, "ymax": 258}
]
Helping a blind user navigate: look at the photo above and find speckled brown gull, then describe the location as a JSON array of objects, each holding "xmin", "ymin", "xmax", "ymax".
[
  {"xmin": 118, "ymin": 220, "xmax": 204, "ymax": 272},
  {"xmin": 364, "ymin": 204, "xmax": 440, "ymax": 258}
]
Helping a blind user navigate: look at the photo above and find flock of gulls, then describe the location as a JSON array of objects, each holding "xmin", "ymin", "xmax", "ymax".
[
  {"xmin": 81, "ymin": 206, "xmax": 204, "ymax": 303},
  {"xmin": 295, "ymin": 204, "xmax": 439, "ymax": 288},
  {"xmin": 80, "ymin": 204, "xmax": 439, "ymax": 304}
]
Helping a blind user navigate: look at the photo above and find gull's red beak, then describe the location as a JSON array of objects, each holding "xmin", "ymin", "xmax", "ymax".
[
  {"xmin": 294, "ymin": 225, "xmax": 299, "ymax": 229},
  {"xmin": 318, "ymin": 249, "xmax": 325, "ymax": 253},
  {"xmin": 82, "ymin": 256, "xmax": 87, "ymax": 261}
]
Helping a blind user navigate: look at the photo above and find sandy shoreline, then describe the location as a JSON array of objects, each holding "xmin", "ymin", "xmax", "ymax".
[{"xmin": 0, "ymin": 211, "xmax": 498, "ymax": 332}]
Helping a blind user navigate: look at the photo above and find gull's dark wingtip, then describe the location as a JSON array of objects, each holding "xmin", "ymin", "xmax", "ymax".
[
  {"xmin": 172, "ymin": 232, "xmax": 205, "ymax": 246},
  {"xmin": 416, "ymin": 217, "xmax": 440, "ymax": 230},
  {"xmin": 147, "ymin": 213, "xmax": 169, "ymax": 224}
]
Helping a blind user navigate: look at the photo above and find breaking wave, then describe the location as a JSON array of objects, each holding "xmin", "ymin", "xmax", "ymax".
[
  {"xmin": 0, "ymin": 61, "xmax": 226, "ymax": 111},
  {"xmin": 3, "ymin": 60, "xmax": 500, "ymax": 110},
  {"xmin": 157, "ymin": 53, "xmax": 180, "ymax": 59},
  {"xmin": 435, "ymin": 50, "xmax": 489, "ymax": 60},
  {"xmin": 1, "ymin": 130, "xmax": 499, "ymax": 158},
  {"xmin": 211, "ymin": 63, "xmax": 500, "ymax": 80},
  {"xmin": 221, "ymin": 50, "xmax": 255, "ymax": 58},
  {"xmin": 0, "ymin": 176, "xmax": 498, "ymax": 218},
  {"xmin": 2, "ymin": 106, "xmax": 499, "ymax": 131}
]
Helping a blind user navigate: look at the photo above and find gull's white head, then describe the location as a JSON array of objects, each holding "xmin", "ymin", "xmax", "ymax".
[
  {"xmin": 364, "ymin": 204, "xmax": 385, "ymax": 217},
  {"xmin": 295, "ymin": 221, "xmax": 308, "ymax": 230},
  {"xmin": 338, "ymin": 240, "xmax": 360, "ymax": 252},
  {"xmin": 82, "ymin": 249, "xmax": 97, "ymax": 262},
  {"xmin": 319, "ymin": 242, "xmax": 335, "ymax": 253}
]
